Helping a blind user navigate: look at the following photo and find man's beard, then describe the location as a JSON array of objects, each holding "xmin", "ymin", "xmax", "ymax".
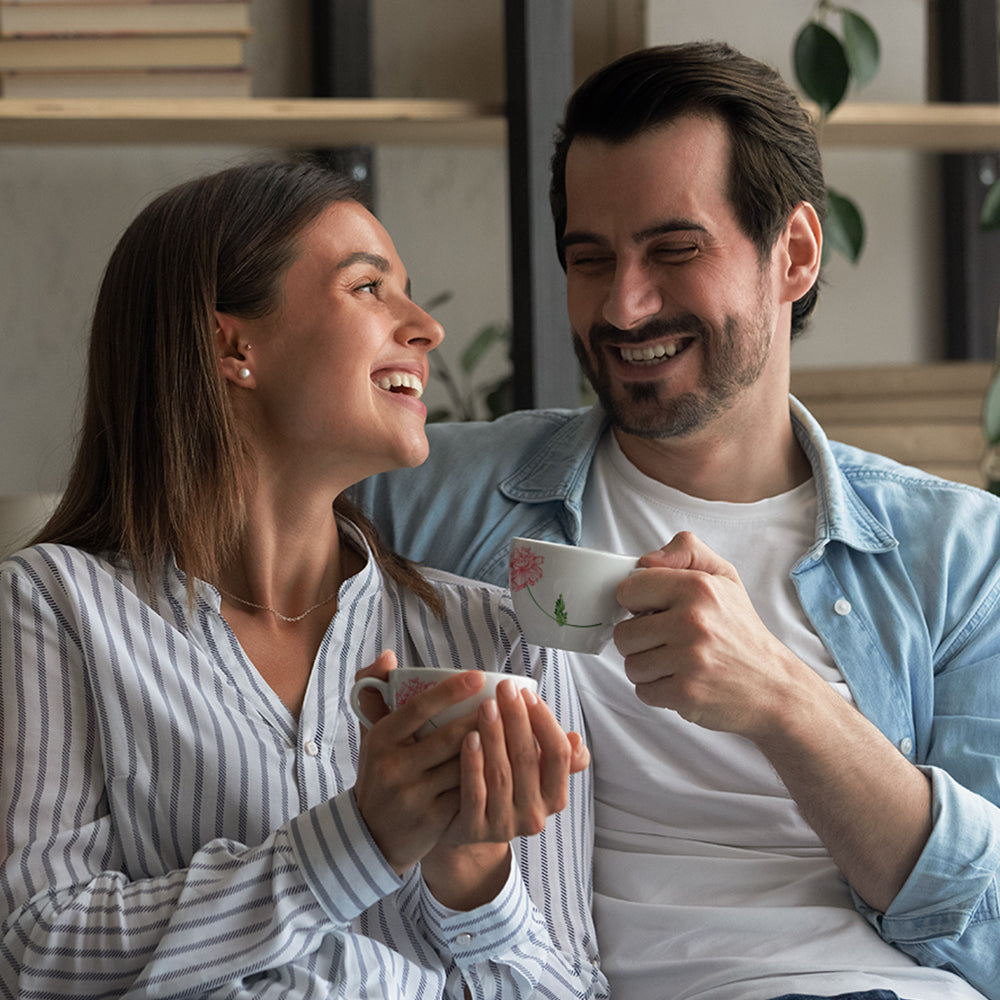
[{"xmin": 573, "ymin": 307, "xmax": 772, "ymax": 440}]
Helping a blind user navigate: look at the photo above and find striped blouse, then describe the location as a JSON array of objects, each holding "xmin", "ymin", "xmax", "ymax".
[{"xmin": 0, "ymin": 527, "xmax": 607, "ymax": 998}]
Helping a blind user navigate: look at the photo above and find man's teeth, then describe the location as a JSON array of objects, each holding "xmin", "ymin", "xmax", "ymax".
[
  {"xmin": 620, "ymin": 343, "xmax": 681, "ymax": 363},
  {"xmin": 375, "ymin": 372, "xmax": 424, "ymax": 397}
]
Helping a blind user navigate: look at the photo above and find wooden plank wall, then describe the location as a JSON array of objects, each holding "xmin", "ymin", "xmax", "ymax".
[{"xmin": 790, "ymin": 361, "xmax": 992, "ymax": 488}]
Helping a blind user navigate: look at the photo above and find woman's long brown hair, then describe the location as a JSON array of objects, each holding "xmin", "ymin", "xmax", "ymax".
[{"xmin": 33, "ymin": 158, "xmax": 442, "ymax": 615}]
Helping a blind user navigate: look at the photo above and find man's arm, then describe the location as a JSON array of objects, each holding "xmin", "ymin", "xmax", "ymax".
[{"xmin": 613, "ymin": 531, "xmax": 932, "ymax": 910}]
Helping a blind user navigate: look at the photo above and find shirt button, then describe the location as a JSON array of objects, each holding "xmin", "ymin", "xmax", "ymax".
[
  {"xmin": 898, "ymin": 737, "xmax": 913, "ymax": 755},
  {"xmin": 834, "ymin": 598, "xmax": 852, "ymax": 616},
  {"xmin": 303, "ymin": 739, "xmax": 320, "ymax": 757},
  {"xmin": 455, "ymin": 932, "xmax": 474, "ymax": 945}
]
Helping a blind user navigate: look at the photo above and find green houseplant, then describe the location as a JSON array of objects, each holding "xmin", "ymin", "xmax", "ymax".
[{"xmin": 792, "ymin": 1, "xmax": 880, "ymax": 264}]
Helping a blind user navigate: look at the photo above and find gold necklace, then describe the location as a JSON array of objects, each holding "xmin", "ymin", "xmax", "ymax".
[{"xmin": 217, "ymin": 586, "xmax": 339, "ymax": 623}]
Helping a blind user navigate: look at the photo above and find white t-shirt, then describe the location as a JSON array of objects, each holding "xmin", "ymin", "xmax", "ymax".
[{"xmin": 575, "ymin": 431, "xmax": 984, "ymax": 1000}]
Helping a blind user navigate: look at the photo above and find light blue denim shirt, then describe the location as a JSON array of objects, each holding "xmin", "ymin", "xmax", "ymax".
[{"xmin": 353, "ymin": 398, "xmax": 1000, "ymax": 998}]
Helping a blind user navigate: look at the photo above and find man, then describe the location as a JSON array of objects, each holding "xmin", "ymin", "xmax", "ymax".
[{"xmin": 353, "ymin": 42, "xmax": 1000, "ymax": 1000}]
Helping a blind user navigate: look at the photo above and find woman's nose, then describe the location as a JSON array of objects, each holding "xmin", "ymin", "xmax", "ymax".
[{"xmin": 401, "ymin": 301, "xmax": 445, "ymax": 349}]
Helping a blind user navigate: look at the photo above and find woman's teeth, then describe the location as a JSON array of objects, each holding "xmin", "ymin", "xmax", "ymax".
[
  {"xmin": 375, "ymin": 372, "xmax": 424, "ymax": 397},
  {"xmin": 620, "ymin": 342, "xmax": 681, "ymax": 363}
]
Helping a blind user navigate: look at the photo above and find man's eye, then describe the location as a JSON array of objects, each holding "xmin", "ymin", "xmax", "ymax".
[
  {"xmin": 567, "ymin": 254, "xmax": 613, "ymax": 270},
  {"xmin": 655, "ymin": 245, "xmax": 698, "ymax": 262}
]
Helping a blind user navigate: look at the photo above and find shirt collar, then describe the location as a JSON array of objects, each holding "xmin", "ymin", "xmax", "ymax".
[
  {"xmin": 790, "ymin": 395, "xmax": 898, "ymax": 556},
  {"xmin": 497, "ymin": 399, "xmax": 898, "ymax": 557},
  {"xmin": 499, "ymin": 406, "xmax": 608, "ymax": 542}
]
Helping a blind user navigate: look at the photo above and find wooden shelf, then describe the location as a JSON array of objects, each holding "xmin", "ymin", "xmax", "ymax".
[
  {"xmin": 1, "ymin": 98, "xmax": 998, "ymax": 150},
  {"xmin": 818, "ymin": 102, "xmax": 1000, "ymax": 151},
  {"xmin": 0, "ymin": 97, "xmax": 507, "ymax": 145}
]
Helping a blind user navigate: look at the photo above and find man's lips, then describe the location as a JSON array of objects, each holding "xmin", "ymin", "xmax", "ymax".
[
  {"xmin": 590, "ymin": 316, "xmax": 706, "ymax": 370},
  {"xmin": 617, "ymin": 339, "xmax": 692, "ymax": 364}
]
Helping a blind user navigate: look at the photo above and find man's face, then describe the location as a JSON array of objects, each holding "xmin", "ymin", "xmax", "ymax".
[{"xmin": 562, "ymin": 115, "xmax": 786, "ymax": 441}]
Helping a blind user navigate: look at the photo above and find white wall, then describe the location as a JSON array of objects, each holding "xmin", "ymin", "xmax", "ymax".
[{"xmin": 0, "ymin": 0, "xmax": 942, "ymax": 494}]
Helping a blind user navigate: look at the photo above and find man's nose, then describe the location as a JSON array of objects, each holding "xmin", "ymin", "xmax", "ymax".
[{"xmin": 602, "ymin": 261, "xmax": 664, "ymax": 330}]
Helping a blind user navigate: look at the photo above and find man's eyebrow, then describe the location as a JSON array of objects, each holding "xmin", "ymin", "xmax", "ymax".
[
  {"xmin": 561, "ymin": 219, "xmax": 708, "ymax": 252},
  {"xmin": 634, "ymin": 219, "xmax": 708, "ymax": 243},
  {"xmin": 336, "ymin": 251, "xmax": 391, "ymax": 272},
  {"xmin": 561, "ymin": 230, "xmax": 610, "ymax": 252}
]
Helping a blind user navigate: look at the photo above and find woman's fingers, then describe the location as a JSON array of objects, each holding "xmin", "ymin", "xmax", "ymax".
[
  {"xmin": 447, "ymin": 679, "xmax": 580, "ymax": 844},
  {"xmin": 521, "ymin": 687, "xmax": 573, "ymax": 815}
]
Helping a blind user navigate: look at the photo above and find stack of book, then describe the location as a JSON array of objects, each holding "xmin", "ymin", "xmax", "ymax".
[{"xmin": 0, "ymin": 0, "xmax": 252, "ymax": 98}]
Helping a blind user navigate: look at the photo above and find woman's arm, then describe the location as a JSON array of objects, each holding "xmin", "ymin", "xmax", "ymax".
[
  {"xmin": 0, "ymin": 550, "xmax": 433, "ymax": 997},
  {"xmin": 411, "ymin": 640, "xmax": 608, "ymax": 999}
]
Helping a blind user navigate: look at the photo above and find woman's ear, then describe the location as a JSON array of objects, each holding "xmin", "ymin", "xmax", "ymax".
[
  {"xmin": 216, "ymin": 311, "xmax": 254, "ymax": 388},
  {"xmin": 779, "ymin": 201, "xmax": 822, "ymax": 304}
]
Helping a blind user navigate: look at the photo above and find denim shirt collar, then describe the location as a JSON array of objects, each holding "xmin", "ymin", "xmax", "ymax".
[
  {"xmin": 789, "ymin": 395, "xmax": 898, "ymax": 560},
  {"xmin": 498, "ymin": 406, "xmax": 608, "ymax": 543},
  {"xmin": 497, "ymin": 398, "xmax": 898, "ymax": 558}
]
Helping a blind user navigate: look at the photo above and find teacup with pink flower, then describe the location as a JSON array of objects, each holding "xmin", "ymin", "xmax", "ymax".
[
  {"xmin": 509, "ymin": 537, "xmax": 637, "ymax": 654},
  {"xmin": 350, "ymin": 666, "xmax": 537, "ymax": 737}
]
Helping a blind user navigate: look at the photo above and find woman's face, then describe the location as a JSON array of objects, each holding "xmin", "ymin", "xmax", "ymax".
[{"xmin": 227, "ymin": 200, "xmax": 444, "ymax": 487}]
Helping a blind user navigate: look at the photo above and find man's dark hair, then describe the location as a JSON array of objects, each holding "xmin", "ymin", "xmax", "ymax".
[{"xmin": 550, "ymin": 41, "xmax": 826, "ymax": 337}]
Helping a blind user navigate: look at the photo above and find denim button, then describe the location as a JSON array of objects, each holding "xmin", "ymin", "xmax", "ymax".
[{"xmin": 834, "ymin": 598, "xmax": 852, "ymax": 616}]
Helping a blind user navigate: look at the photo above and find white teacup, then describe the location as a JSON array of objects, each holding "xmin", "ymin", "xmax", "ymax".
[
  {"xmin": 509, "ymin": 536, "xmax": 637, "ymax": 653},
  {"xmin": 350, "ymin": 666, "xmax": 538, "ymax": 737}
]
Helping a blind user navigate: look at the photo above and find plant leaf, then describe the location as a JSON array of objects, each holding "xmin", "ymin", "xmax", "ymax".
[
  {"xmin": 841, "ymin": 9, "xmax": 880, "ymax": 88},
  {"xmin": 981, "ymin": 177, "xmax": 1000, "ymax": 230},
  {"xmin": 793, "ymin": 21, "xmax": 850, "ymax": 115},
  {"xmin": 460, "ymin": 323, "xmax": 510, "ymax": 374},
  {"xmin": 484, "ymin": 374, "xmax": 515, "ymax": 421},
  {"xmin": 824, "ymin": 187, "xmax": 865, "ymax": 263},
  {"xmin": 422, "ymin": 290, "xmax": 453, "ymax": 312}
]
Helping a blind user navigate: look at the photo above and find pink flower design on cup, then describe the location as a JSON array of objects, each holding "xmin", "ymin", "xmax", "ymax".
[
  {"xmin": 395, "ymin": 676, "xmax": 437, "ymax": 707},
  {"xmin": 509, "ymin": 544, "xmax": 545, "ymax": 591}
]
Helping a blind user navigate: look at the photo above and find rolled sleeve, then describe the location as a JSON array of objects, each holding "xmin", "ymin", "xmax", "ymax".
[{"xmin": 856, "ymin": 766, "xmax": 1000, "ymax": 997}]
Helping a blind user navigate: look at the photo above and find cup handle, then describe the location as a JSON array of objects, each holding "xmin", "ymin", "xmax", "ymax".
[{"xmin": 349, "ymin": 677, "xmax": 390, "ymax": 729}]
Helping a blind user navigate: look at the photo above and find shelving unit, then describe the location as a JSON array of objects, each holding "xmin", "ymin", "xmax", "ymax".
[
  {"xmin": 0, "ymin": 97, "xmax": 506, "ymax": 145},
  {"xmin": 2, "ymin": 88, "xmax": 999, "ymax": 408},
  {"xmin": 2, "ymin": 100, "xmax": 1000, "ymax": 150}
]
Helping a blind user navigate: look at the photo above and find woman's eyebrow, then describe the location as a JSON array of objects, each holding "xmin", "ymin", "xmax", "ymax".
[
  {"xmin": 334, "ymin": 251, "xmax": 412, "ymax": 298},
  {"xmin": 336, "ymin": 251, "xmax": 391, "ymax": 271}
]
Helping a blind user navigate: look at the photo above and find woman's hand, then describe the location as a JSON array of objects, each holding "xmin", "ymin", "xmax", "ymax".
[
  {"xmin": 421, "ymin": 678, "xmax": 589, "ymax": 909},
  {"xmin": 352, "ymin": 651, "xmax": 485, "ymax": 876}
]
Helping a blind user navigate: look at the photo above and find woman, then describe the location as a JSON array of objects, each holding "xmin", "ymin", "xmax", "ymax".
[{"xmin": 0, "ymin": 160, "xmax": 607, "ymax": 997}]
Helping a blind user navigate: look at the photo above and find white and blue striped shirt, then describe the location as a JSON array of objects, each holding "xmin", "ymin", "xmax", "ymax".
[{"xmin": 0, "ymin": 527, "xmax": 606, "ymax": 998}]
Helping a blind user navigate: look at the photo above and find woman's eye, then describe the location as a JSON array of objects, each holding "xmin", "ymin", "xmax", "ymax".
[{"xmin": 356, "ymin": 278, "xmax": 383, "ymax": 295}]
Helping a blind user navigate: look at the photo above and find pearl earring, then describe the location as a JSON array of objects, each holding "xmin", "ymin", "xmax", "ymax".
[{"xmin": 238, "ymin": 367, "xmax": 251, "ymax": 380}]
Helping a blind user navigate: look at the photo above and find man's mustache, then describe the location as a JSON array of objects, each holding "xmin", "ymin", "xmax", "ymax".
[{"xmin": 587, "ymin": 314, "xmax": 710, "ymax": 350}]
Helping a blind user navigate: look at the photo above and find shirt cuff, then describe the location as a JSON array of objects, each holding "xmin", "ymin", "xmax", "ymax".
[
  {"xmin": 858, "ymin": 765, "xmax": 1000, "ymax": 941},
  {"xmin": 286, "ymin": 789, "xmax": 403, "ymax": 926},
  {"xmin": 417, "ymin": 849, "xmax": 538, "ymax": 966}
]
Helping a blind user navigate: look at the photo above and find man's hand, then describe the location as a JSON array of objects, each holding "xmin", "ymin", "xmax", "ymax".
[
  {"xmin": 613, "ymin": 531, "xmax": 820, "ymax": 737},
  {"xmin": 614, "ymin": 532, "xmax": 933, "ymax": 912}
]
